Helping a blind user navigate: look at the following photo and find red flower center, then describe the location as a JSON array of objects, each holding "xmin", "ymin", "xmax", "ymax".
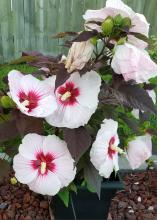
[
  {"xmin": 18, "ymin": 91, "xmax": 40, "ymax": 112},
  {"xmin": 57, "ymin": 82, "xmax": 80, "ymax": 106},
  {"xmin": 31, "ymin": 152, "xmax": 56, "ymax": 175},
  {"xmin": 108, "ymin": 136, "xmax": 116, "ymax": 159}
]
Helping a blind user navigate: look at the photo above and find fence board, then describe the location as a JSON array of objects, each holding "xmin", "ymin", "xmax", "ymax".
[{"xmin": 0, "ymin": 0, "xmax": 157, "ymax": 63}]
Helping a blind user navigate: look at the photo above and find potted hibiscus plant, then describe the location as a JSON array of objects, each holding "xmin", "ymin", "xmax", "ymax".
[{"xmin": 1, "ymin": 0, "xmax": 157, "ymax": 219}]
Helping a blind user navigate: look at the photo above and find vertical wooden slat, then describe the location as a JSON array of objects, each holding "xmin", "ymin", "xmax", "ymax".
[
  {"xmin": 1, "ymin": 0, "xmax": 157, "ymax": 63},
  {"xmin": 12, "ymin": 0, "xmax": 25, "ymax": 58}
]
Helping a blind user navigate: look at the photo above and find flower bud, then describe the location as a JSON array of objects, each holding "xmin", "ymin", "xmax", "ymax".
[
  {"xmin": 1, "ymin": 96, "xmax": 15, "ymax": 108},
  {"xmin": 117, "ymin": 37, "xmax": 126, "ymax": 45},
  {"xmin": 101, "ymin": 17, "xmax": 114, "ymax": 35},
  {"xmin": 90, "ymin": 36, "xmax": 98, "ymax": 45},
  {"xmin": 114, "ymin": 14, "xmax": 123, "ymax": 26},
  {"xmin": 122, "ymin": 17, "xmax": 132, "ymax": 28},
  {"xmin": 10, "ymin": 177, "xmax": 17, "ymax": 185}
]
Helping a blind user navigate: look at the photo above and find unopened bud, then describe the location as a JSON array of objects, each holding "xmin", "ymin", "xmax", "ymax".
[
  {"xmin": 1, "ymin": 96, "xmax": 15, "ymax": 109},
  {"xmin": 122, "ymin": 17, "xmax": 132, "ymax": 28},
  {"xmin": 117, "ymin": 37, "xmax": 126, "ymax": 45},
  {"xmin": 90, "ymin": 36, "xmax": 98, "ymax": 45},
  {"xmin": 101, "ymin": 17, "xmax": 114, "ymax": 35},
  {"xmin": 114, "ymin": 14, "xmax": 123, "ymax": 26},
  {"xmin": 10, "ymin": 177, "xmax": 17, "ymax": 185}
]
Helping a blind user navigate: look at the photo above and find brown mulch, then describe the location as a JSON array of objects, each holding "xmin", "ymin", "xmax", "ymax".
[
  {"xmin": 0, "ymin": 171, "xmax": 53, "ymax": 220},
  {"xmin": 109, "ymin": 170, "xmax": 157, "ymax": 220}
]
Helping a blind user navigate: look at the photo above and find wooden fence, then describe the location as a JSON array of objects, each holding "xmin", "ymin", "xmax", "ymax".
[{"xmin": 0, "ymin": 0, "xmax": 157, "ymax": 63}]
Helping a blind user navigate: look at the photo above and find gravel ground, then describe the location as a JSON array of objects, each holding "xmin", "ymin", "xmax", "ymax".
[
  {"xmin": 0, "ymin": 171, "xmax": 52, "ymax": 220},
  {"xmin": 109, "ymin": 170, "xmax": 157, "ymax": 220}
]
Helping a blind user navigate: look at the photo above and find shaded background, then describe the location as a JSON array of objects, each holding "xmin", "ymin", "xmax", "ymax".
[{"xmin": 0, "ymin": 0, "xmax": 157, "ymax": 63}]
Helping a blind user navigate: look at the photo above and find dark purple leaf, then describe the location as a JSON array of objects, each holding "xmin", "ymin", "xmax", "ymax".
[
  {"xmin": 72, "ymin": 31, "xmax": 98, "ymax": 42},
  {"xmin": 84, "ymin": 161, "xmax": 102, "ymax": 199},
  {"xmin": 55, "ymin": 64, "xmax": 70, "ymax": 90},
  {"xmin": 129, "ymin": 32, "xmax": 150, "ymax": 44},
  {"xmin": 63, "ymin": 127, "xmax": 91, "ymax": 162},
  {"xmin": 0, "ymin": 120, "xmax": 19, "ymax": 143},
  {"xmin": 52, "ymin": 31, "xmax": 77, "ymax": 39},
  {"xmin": 12, "ymin": 110, "xmax": 44, "ymax": 136},
  {"xmin": 0, "ymin": 159, "xmax": 10, "ymax": 179}
]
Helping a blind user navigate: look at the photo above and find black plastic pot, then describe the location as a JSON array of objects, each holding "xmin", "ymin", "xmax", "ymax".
[{"xmin": 53, "ymin": 180, "xmax": 124, "ymax": 220}]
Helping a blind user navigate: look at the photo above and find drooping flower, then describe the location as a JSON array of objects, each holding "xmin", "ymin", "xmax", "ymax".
[
  {"xmin": 127, "ymin": 134, "xmax": 152, "ymax": 169},
  {"xmin": 111, "ymin": 43, "xmax": 157, "ymax": 83},
  {"xmin": 90, "ymin": 119, "xmax": 123, "ymax": 178},
  {"xmin": 45, "ymin": 70, "xmax": 101, "ymax": 129},
  {"xmin": 8, "ymin": 70, "xmax": 57, "ymax": 117},
  {"xmin": 132, "ymin": 89, "xmax": 156, "ymax": 119},
  {"xmin": 83, "ymin": 0, "xmax": 149, "ymax": 48},
  {"xmin": 13, "ymin": 133, "xmax": 76, "ymax": 196},
  {"xmin": 65, "ymin": 40, "xmax": 94, "ymax": 73}
]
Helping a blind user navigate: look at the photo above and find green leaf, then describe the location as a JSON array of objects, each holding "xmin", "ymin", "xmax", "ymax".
[
  {"xmin": 69, "ymin": 182, "xmax": 77, "ymax": 194},
  {"xmin": 58, "ymin": 189, "xmax": 70, "ymax": 207}
]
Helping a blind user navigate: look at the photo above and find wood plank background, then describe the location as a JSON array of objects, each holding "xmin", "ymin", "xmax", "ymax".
[{"xmin": 0, "ymin": 0, "xmax": 157, "ymax": 63}]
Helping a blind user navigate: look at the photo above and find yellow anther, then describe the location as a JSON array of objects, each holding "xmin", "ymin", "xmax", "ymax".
[
  {"xmin": 111, "ymin": 146, "xmax": 125, "ymax": 154},
  {"xmin": 21, "ymin": 100, "xmax": 29, "ymax": 107},
  {"xmin": 61, "ymin": 91, "xmax": 71, "ymax": 101},
  {"xmin": 40, "ymin": 162, "xmax": 47, "ymax": 174}
]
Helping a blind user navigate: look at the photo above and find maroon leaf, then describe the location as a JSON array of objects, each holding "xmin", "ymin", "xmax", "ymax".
[
  {"xmin": 55, "ymin": 64, "xmax": 70, "ymax": 90},
  {"xmin": 0, "ymin": 120, "xmax": 19, "ymax": 143},
  {"xmin": 84, "ymin": 161, "xmax": 102, "ymax": 199},
  {"xmin": 72, "ymin": 31, "xmax": 98, "ymax": 42},
  {"xmin": 0, "ymin": 159, "xmax": 10, "ymax": 179},
  {"xmin": 129, "ymin": 32, "xmax": 150, "ymax": 44},
  {"xmin": 12, "ymin": 110, "xmax": 44, "ymax": 136},
  {"xmin": 63, "ymin": 127, "xmax": 91, "ymax": 162}
]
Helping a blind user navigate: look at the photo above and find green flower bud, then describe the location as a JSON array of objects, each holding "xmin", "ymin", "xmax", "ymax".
[
  {"xmin": 101, "ymin": 17, "xmax": 114, "ymax": 35},
  {"xmin": 114, "ymin": 14, "xmax": 123, "ymax": 26},
  {"xmin": 90, "ymin": 36, "xmax": 98, "ymax": 45},
  {"xmin": 117, "ymin": 37, "xmax": 126, "ymax": 45},
  {"xmin": 1, "ymin": 96, "xmax": 15, "ymax": 109},
  {"xmin": 122, "ymin": 17, "xmax": 132, "ymax": 28}
]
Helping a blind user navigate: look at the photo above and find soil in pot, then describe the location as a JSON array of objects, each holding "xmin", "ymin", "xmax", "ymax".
[
  {"xmin": 0, "ymin": 171, "xmax": 53, "ymax": 220},
  {"xmin": 109, "ymin": 170, "xmax": 157, "ymax": 220}
]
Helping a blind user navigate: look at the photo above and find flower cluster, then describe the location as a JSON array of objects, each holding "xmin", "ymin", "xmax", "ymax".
[{"xmin": 4, "ymin": 0, "xmax": 157, "ymax": 198}]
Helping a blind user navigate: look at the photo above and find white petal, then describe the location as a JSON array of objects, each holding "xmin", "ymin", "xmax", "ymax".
[
  {"xmin": 13, "ymin": 154, "xmax": 38, "ymax": 184},
  {"xmin": 127, "ymin": 134, "xmax": 152, "ymax": 169},
  {"xmin": 99, "ymin": 156, "xmax": 114, "ymax": 178},
  {"xmin": 77, "ymin": 70, "xmax": 101, "ymax": 109},
  {"xmin": 53, "ymin": 155, "xmax": 76, "ymax": 187},
  {"xmin": 19, "ymin": 133, "xmax": 45, "ymax": 160},
  {"xmin": 106, "ymin": 0, "xmax": 134, "ymax": 16},
  {"xmin": 46, "ymin": 103, "xmax": 95, "ymax": 128},
  {"xmin": 28, "ymin": 171, "xmax": 61, "ymax": 196},
  {"xmin": 43, "ymin": 135, "xmax": 70, "ymax": 158}
]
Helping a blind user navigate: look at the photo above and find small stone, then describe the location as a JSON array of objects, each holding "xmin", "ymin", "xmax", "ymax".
[
  {"xmin": 128, "ymin": 209, "xmax": 134, "ymax": 213},
  {"xmin": 148, "ymin": 206, "xmax": 154, "ymax": 211},
  {"xmin": 39, "ymin": 201, "xmax": 49, "ymax": 209},
  {"xmin": 137, "ymin": 196, "xmax": 142, "ymax": 202},
  {"xmin": 0, "ymin": 202, "xmax": 8, "ymax": 209}
]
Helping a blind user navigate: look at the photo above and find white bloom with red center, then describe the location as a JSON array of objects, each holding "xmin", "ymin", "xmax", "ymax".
[
  {"xmin": 45, "ymin": 70, "xmax": 101, "ymax": 128},
  {"xmin": 132, "ymin": 89, "xmax": 156, "ymax": 119},
  {"xmin": 8, "ymin": 70, "xmax": 57, "ymax": 117},
  {"xmin": 83, "ymin": 0, "xmax": 149, "ymax": 49},
  {"xmin": 127, "ymin": 134, "xmax": 152, "ymax": 169},
  {"xmin": 65, "ymin": 40, "xmax": 94, "ymax": 73},
  {"xmin": 90, "ymin": 119, "xmax": 123, "ymax": 178},
  {"xmin": 111, "ymin": 43, "xmax": 157, "ymax": 83},
  {"xmin": 13, "ymin": 133, "xmax": 76, "ymax": 195}
]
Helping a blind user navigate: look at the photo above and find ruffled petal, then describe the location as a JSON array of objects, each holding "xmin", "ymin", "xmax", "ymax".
[
  {"xmin": 28, "ymin": 171, "xmax": 61, "ymax": 196},
  {"xmin": 13, "ymin": 154, "xmax": 38, "ymax": 184}
]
